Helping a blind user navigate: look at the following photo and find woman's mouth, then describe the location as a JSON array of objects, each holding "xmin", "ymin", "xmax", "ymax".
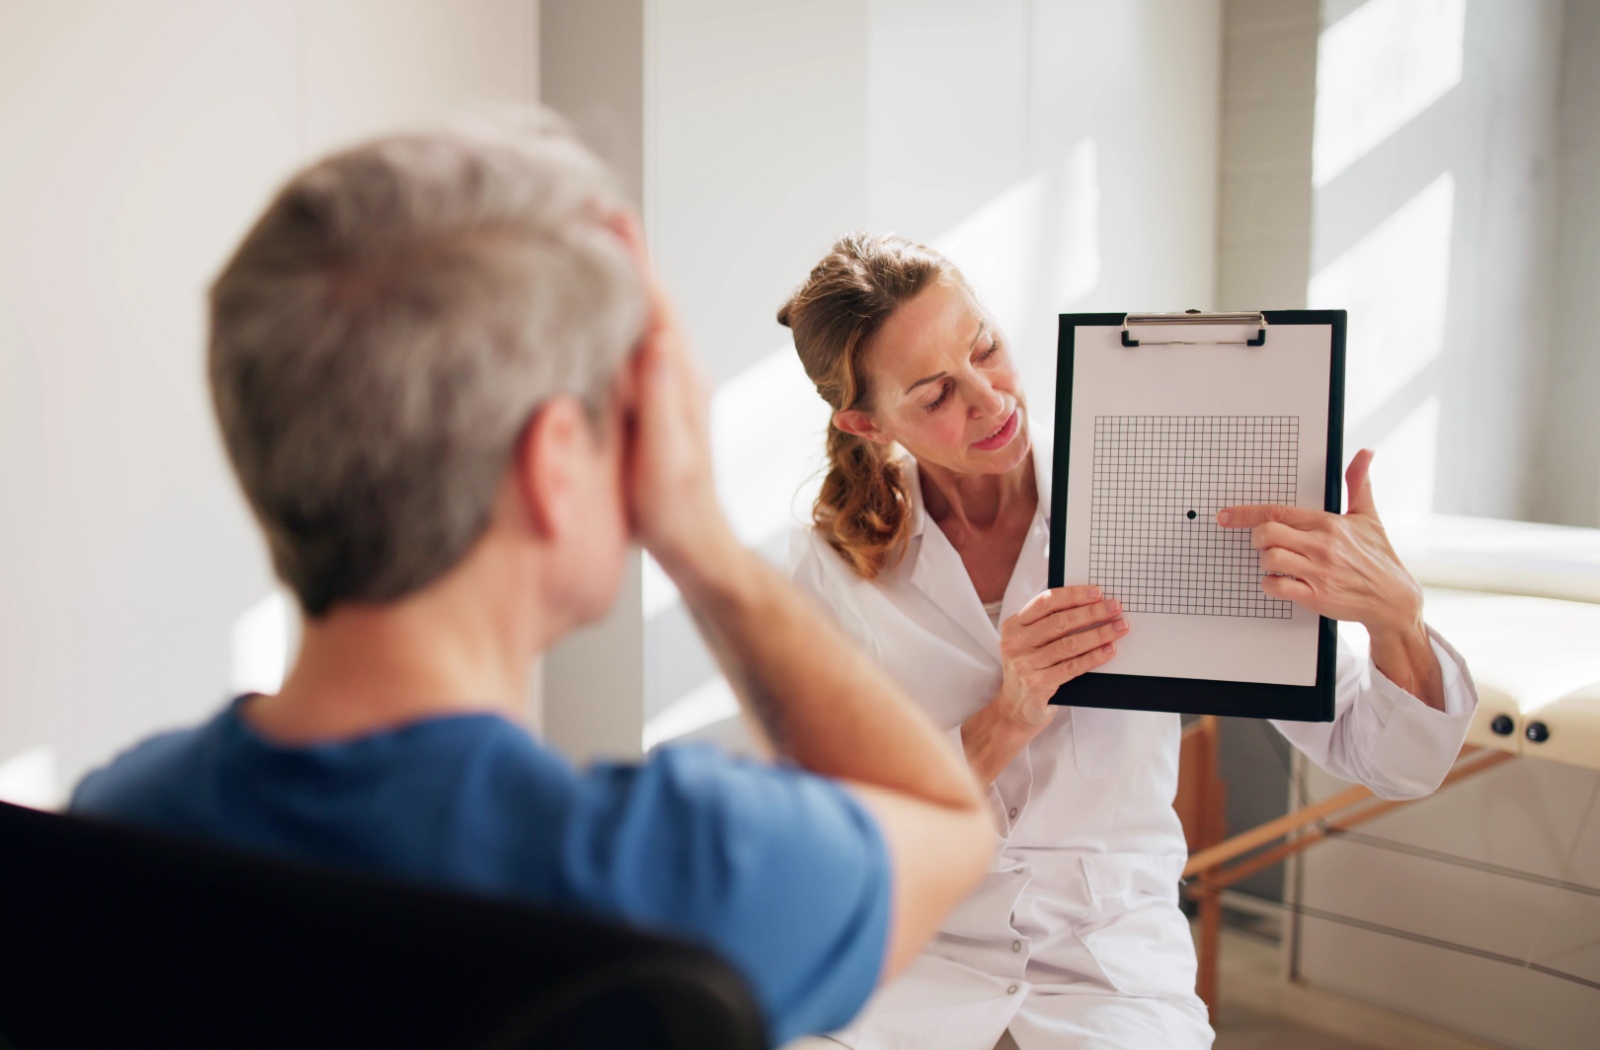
[{"xmin": 972, "ymin": 408, "xmax": 1020, "ymax": 452}]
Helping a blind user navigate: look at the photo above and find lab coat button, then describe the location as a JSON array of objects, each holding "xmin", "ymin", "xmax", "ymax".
[
  {"xmin": 1008, "ymin": 807, "xmax": 1018, "ymax": 819},
  {"xmin": 1007, "ymin": 984, "xmax": 1020, "ymax": 995},
  {"xmin": 1012, "ymin": 940, "xmax": 1022, "ymax": 952}
]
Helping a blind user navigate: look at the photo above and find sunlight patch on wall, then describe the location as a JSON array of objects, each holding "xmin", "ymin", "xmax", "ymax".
[
  {"xmin": 0, "ymin": 746, "xmax": 59, "ymax": 811},
  {"xmin": 643, "ymin": 347, "xmax": 832, "ymax": 621},
  {"xmin": 936, "ymin": 139, "xmax": 1101, "ymax": 338},
  {"xmin": 1310, "ymin": 172, "xmax": 1455, "ymax": 430},
  {"xmin": 710, "ymin": 348, "xmax": 834, "ymax": 549},
  {"xmin": 230, "ymin": 589, "xmax": 294, "ymax": 696},
  {"xmin": 934, "ymin": 139, "xmax": 1100, "ymax": 427},
  {"xmin": 1369, "ymin": 395, "xmax": 1441, "ymax": 517},
  {"xmin": 1313, "ymin": 0, "xmax": 1465, "ymax": 188},
  {"xmin": 643, "ymin": 676, "xmax": 738, "ymax": 751}
]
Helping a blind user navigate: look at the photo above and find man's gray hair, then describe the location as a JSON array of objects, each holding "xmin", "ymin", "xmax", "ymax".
[{"xmin": 209, "ymin": 107, "xmax": 647, "ymax": 616}]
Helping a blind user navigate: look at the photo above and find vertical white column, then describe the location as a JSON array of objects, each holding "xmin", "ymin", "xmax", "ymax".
[
  {"xmin": 537, "ymin": 0, "xmax": 649, "ymax": 763},
  {"xmin": 1214, "ymin": 0, "xmax": 1320, "ymax": 310},
  {"xmin": 1534, "ymin": 0, "xmax": 1600, "ymax": 527}
]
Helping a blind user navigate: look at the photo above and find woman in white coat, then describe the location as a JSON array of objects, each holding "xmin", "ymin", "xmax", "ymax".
[{"xmin": 777, "ymin": 233, "xmax": 1479, "ymax": 1050}]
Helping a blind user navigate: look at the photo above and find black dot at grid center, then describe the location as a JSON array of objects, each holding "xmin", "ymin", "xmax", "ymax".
[{"xmin": 1186, "ymin": 509, "xmax": 1197, "ymax": 520}]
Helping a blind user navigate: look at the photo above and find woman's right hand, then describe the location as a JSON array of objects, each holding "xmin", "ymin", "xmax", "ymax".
[
  {"xmin": 995, "ymin": 586, "xmax": 1127, "ymax": 729},
  {"xmin": 961, "ymin": 586, "xmax": 1126, "ymax": 785}
]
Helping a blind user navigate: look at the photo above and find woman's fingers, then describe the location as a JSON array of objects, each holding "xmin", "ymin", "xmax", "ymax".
[
  {"xmin": 1021, "ymin": 617, "xmax": 1127, "ymax": 671},
  {"xmin": 1004, "ymin": 588, "xmax": 1126, "ymax": 708},
  {"xmin": 1014, "ymin": 585, "xmax": 1103, "ymax": 627},
  {"xmin": 1033, "ymin": 639, "xmax": 1119, "ymax": 690},
  {"xmin": 1251, "ymin": 520, "xmax": 1318, "ymax": 555},
  {"xmin": 1262, "ymin": 573, "xmax": 1315, "ymax": 604},
  {"xmin": 1219, "ymin": 503, "xmax": 1324, "ymax": 529},
  {"xmin": 1259, "ymin": 546, "xmax": 1315, "ymax": 579},
  {"xmin": 1006, "ymin": 599, "xmax": 1121, "ymax": 655}
]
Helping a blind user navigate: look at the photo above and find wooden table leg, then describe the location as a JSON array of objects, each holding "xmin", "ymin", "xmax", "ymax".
[{"xmin": 1196, "ymin": 881, "xmax": 1221, "ymax": 1022}]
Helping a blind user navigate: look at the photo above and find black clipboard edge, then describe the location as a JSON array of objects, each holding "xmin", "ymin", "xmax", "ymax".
[{"xmin": 1046, "ymin": 310, "xmax": 1346, "ymax": 722}]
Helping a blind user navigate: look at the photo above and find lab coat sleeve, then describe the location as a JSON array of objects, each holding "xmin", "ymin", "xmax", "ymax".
[
  {"xmin": 787, "ymin": 528, "xmax": 883, "ymax": 662},
  {"xmin": 786, "ymin": 528, "xmax": 1013, "ymax": 842},
  {"xmin": 1271, "ymin": 626, "xmax": 1479, "ymax": 800}
]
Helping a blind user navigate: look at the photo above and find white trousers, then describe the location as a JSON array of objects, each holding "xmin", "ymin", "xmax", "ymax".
[{"xmin": 786, "ymin": 991, "xmax": 1212, "ymax": 1050}]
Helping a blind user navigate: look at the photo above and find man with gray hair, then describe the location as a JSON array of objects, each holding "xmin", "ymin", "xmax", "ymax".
[{"xmin": 71, "ymin": 109, "xmax": 993, "ymax": 1046}]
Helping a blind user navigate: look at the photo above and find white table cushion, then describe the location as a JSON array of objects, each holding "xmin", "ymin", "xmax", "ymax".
[{"xmin": 1421, "ymin": 589, "xmax": 1600, "ymax": 769}]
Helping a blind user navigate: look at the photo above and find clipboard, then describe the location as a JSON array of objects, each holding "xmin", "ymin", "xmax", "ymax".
[{"xmin": 1046, "ymin": 310, "xmax": 1347, "ymax": 721}]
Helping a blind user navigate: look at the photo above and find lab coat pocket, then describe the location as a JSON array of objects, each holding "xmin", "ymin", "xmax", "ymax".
[
  {"xmin": 1069, "ymin": 706, "xmax": 1130, "ymax": 779},
  {"xmin": 1075, "ymin": 853, "xmax": 1197, "ymax": 1000}
]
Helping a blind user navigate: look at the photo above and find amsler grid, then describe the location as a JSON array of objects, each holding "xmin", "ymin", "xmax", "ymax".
[{"xmin": 1089, "ymin": 415, "xmax": 1299, "ymax": 619}]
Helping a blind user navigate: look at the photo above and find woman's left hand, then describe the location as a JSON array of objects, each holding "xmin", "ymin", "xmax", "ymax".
[
  {"xmin": 1218, "ymin": 449, "xmax": 1444, "ymax": 709},
  {"xmin": 1217, "ymin": 449, "xmax": 1419, "ymax": 633}
]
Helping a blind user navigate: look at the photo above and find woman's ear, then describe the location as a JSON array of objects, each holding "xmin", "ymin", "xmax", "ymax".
[{"xmin": 834, "ymin": 408, "xmax": 892, "ymax": 445}]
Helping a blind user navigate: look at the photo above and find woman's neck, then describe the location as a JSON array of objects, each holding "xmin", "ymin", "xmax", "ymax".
[{"xmin": 918, "ymin": 451, "xmax": 1038, "ymax": 532}]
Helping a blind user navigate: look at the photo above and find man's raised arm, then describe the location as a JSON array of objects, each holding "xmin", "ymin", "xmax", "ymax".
[{"xmin": 624, "ymin": 274, "xmax": 993, "ymax": 981}]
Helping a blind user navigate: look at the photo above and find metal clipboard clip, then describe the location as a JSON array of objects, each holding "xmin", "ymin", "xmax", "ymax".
[{"xmin": 1121, "ymin": 311, "xmax": 1268, "ymax": 348}]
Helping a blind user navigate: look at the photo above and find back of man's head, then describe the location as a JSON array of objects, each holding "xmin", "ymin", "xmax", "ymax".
[{"xmin": 209, "ymin": 108, "xmax": 646, "ymax": 617}]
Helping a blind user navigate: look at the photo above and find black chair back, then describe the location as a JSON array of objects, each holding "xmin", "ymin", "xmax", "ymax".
[{"xmin": 0, "ymin": 801, "xmax": 767, "ymax": 1050}]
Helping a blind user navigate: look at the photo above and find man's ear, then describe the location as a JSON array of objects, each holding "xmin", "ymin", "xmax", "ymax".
[
  {"xmin": 514, "ymin": 396, "xmax": 589, "ymax": 541},
  {"xmin": 834, "ymin": 408, "xmax": 891, "ymax": 445},
  {"xmin": 599, "ymin": 207, "xmax": 649, "ymax": 269}
]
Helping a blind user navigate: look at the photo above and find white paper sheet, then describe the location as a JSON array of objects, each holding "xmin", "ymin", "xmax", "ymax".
[{"xmin": 1060, "ymin": 322, "xmax": 1332, "ymax": 686}]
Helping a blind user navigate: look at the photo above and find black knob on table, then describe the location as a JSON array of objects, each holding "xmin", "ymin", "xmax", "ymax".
[
  {"xmin": 1525, "ymin": 721, "xmax": 1550, "ymax": 744},
  {"xmin": 1490, "ymin": 714, "xmax": 1515, "ymax": 736}
]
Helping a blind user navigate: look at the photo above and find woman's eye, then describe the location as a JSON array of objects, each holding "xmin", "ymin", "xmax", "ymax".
[
  {"xmin": 924, "ymin": 383, "xmax": 951, "ymax": 412},
  {"xmin": 978, "ymin": 341, "xmax": 1000, "ymax": 362}
]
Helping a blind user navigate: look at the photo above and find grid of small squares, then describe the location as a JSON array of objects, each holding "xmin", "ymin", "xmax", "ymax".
[{"xmin": 1090, "ymin": 415, "xmax": 1299, "ymax": 619}]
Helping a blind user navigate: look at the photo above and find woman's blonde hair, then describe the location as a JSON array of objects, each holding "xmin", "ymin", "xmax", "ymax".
[{"xmin": 778, "ymin": 232, "xmax": 967, "ymax": 579}]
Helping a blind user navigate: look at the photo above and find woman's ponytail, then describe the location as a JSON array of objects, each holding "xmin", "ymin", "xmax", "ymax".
[
  {"xmin": 778, "ymin": 232, "xmax": 960, "ymax": 579},
  {"xmin": 815, "ymin": 424, "xmax": 911, "ymax": 579}
]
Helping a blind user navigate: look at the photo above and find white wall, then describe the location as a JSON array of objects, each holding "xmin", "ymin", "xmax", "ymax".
[
  {"xmin": 0, "ymin": 0, "xmax": 537, "ymax": 805},
  {"xmin": 1289, "ymin": 6, "xmax": 1597, "ymax": 1042},
  {"xmin": 1216, "ymin": 0, "xmax": 1584, "ymax": 906},
  {"xmin": 1534, "ymin": 0, "xmax": 1600, "ymax": 529},
  {"xmin": 643, "ymin": 0, "xmax": 1223, "ymax": 746},
  {"xmin": 1307, "ymin": 0, "xmax": 1563, "ymax": 522}
]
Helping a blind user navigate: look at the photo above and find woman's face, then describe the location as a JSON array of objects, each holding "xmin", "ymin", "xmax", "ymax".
[{"xmin": 837, "ymin": 278, "xmax": 1030, "ymax": 478}]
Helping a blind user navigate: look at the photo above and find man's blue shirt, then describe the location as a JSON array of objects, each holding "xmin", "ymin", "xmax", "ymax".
[{"xmin": 71, "ymin": 698, "xmax": 891, "ymax": 1045}]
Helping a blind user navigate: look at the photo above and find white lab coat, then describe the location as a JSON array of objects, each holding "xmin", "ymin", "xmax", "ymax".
[{"xmin": 788, "ymin": 429, "xmax": 1479, "ymax": 1050}]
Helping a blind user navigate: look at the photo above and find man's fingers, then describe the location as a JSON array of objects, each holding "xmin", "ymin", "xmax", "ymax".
[
  {"xmin": 1016, "ymin": 585, "xmax": 1104, "ymax": 626},
  {"xmin": 1217, "ymin": 503, "xmax": 1322, "ymax": 529},
  {"xmin": 600, "ymin": 208, "xmax": 650, "ymax": 270},
  {"xmin": 1345, "ymin": 448, "xmax": 1378, "ymax": 518}
]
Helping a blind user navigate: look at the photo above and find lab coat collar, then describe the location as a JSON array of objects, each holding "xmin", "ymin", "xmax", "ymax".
[
  {"xmin": 902, "ymin": 463, "xmax": 995, "ymax": 659},
  {"xmin": 901, "ymin": 418, "xmax": 1053, "ymax": 661}
]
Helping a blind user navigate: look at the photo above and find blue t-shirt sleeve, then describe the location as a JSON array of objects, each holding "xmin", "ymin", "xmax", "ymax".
[{"xmin": 555, "ymin": 745, "xmax": 891, "ymax": 1045}]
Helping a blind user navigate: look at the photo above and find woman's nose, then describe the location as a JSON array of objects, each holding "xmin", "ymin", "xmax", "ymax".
[{"xmin": 970, "ymin": 377, "xmax": 1006, "ymax": 417}]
